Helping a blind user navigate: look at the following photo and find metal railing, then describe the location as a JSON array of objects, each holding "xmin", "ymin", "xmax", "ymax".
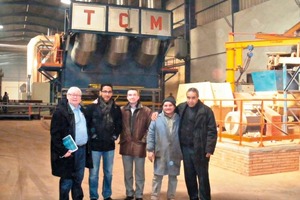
[
  {"xmin": 37, "ymin": 48, "xmax": 63, "ymax": 68},
  {"xmin": 205, "ymin": 98, "xmax": 300, "ymax": 147},
  {"xmin": 0, "ymin": 103, "xmax": 56, "ymax": 119}
]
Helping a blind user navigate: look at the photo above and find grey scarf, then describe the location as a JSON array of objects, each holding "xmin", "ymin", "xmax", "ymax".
[{"xmin": 99, "ymin": 97, "xmax": 114, "ymax": 130}]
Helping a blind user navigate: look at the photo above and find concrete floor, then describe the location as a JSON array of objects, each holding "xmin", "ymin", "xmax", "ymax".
[{"xmin": 0, "ymin": 120, "xmax": 300, "ymax": 200}]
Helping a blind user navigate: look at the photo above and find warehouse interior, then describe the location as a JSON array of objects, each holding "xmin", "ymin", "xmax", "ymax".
[{"xmin": 1, "ymin": 0, "xmax": 300, "ymax": 199}]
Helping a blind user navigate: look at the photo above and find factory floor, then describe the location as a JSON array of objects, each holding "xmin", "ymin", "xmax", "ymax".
[{"xmin": 0, "ymin": 120, "xmax": 300, "ymax": 200}]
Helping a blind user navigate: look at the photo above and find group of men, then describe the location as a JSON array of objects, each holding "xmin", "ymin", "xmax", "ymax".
[{"xmin": 50, "ymin": 84, "xmax": 217, "ymax": 200}]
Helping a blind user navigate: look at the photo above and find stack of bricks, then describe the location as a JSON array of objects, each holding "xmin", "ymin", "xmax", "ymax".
[
  {"xmin": 264, "ymin": 107, "xmax": 282, "ymax": 136},
  {"xmin": 210, "ymin": 142, "xmax": 300, "ymax": 176}
]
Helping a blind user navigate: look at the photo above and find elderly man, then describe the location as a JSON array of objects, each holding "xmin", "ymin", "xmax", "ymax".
[{"xmin": 50, "ymin": 86, "xmax": 92, "ymax": 200}]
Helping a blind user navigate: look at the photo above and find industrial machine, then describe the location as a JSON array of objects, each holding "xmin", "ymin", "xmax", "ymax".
[
  {"xmin": 27, "ymin": 0, "xmax": 173, "ymax": 106},
  {"xmin": 221, "ymin": 22, "xmax": 300, "ymax": 144}
]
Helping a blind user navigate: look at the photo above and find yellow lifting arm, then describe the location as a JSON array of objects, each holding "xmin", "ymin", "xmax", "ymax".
[{"xmin": 225, "ymin": 34, "xmax": 300, "ymax": 91}]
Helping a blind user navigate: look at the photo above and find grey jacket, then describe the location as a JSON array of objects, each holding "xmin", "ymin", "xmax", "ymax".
[{"xmin": 147, "ymin": 112, "xmax": 182, "ymax": 176}]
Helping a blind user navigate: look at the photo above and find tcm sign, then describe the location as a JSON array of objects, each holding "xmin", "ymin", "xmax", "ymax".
[{"xmin": 71, "ymin": 3, "xmax": 172, "ymax": 37}]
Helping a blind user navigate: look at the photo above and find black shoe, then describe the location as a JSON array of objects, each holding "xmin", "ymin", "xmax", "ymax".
[
  {"xmin": 104, "ymin": 198, "xmax": 112, "ymax": 200},
  {"xmin": 124, "ymin": 196, "xmax": 134, "ymax": 200},
  {"xmin": 136, "ymin": 198, "xmax": 143, "ymax": 200}
]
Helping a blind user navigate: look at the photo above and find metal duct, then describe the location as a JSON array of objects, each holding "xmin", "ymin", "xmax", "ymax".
[
  {"xmin": 135, "ymin": 38, "xmax": 160, "ymax": 66},
  {"xmin": 106, "ymin": 0, "xmax": 130, "ymax": 66},
  {"xmin": 0, "ymin": 44, "xmax": 27, "ymax": 52},
  {"xmin": 106, "ymin": 36, "xmax": 129, "ymax": 66},
  {"xmin": 140, "ymin": 0, "xmax": 161, "ymax": 9},
  {"xmin": 71, "ymin": 33, "xmax": 97, "ymax": 66},
  {"xmin": 107, "ymin": 0, "xmax": 137, "ymax": 5},
  {"xmin": 27, "ymin": 35, "xmax": 55, "ymax": 84},
  {"xmin": 108, "ymin": 0, "xmax": 128, "ymax": 4},
  {"xmin": 71, "ymin": 0, "xmax": 97, "ymax": 66},
  {"xmin": 135, "ymin": 0, "xmax": 161, "ymax": 67}
]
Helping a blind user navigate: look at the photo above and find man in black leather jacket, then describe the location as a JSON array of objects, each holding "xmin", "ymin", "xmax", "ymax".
[{"xmin": 177, "ymin": 87, "xmax": 217, "ymax": 200}]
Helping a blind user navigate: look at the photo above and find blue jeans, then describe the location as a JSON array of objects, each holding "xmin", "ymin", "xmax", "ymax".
[
  {"xmin": 59, "ymin": 146, "xmax": 86, "ymax": 200},
  {"xmin": 89, "ymin": 150, "xmax": 115, "ymax": 199}
]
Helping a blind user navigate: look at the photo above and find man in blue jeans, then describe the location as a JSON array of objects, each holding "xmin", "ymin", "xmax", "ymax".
[{"xmin": 86, "ymin": 84, "xmax": 122, "ymax": 200}]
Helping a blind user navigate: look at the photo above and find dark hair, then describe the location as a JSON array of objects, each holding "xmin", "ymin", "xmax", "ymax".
[
  {"xmin": 100, "ymin": 83, "xmax": 113, "ymax": 91},
  {"xmin": 187, "ymin": 87, "xmax": 199, "ymax": 97},
  {"xmin": 127, "ymin": 88, "xmax": 140, "ymax": 95}
]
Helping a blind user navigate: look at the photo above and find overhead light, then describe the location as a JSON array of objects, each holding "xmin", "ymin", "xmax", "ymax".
[
  {"xmin": 0, "ymin": 25, "xmax": 3, "ymax": 29},
  {"xmin": 61, "ymin": 0, "xmax": 71, "ymax": 5}
]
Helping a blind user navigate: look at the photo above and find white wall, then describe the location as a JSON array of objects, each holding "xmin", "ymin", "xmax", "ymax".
[
  {"xmin": 32, "ymin": 82, "xmax": 50, "ymax": 103},
  {"xmin": 2, "ymin": 81, "xmax": 27, "ymax": 100},
  {"xmin": 190, "ymin": 0, "xmax": 300, "ymax": 83},
  {"xmin": 1, "ymin": 51, "xmax": 27, "ymax": 100}
]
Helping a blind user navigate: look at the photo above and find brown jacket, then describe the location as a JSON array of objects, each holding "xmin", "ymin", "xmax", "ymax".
[{"xmin": 119, "ymin": 102, "xmax": 152, "ymax": 157}]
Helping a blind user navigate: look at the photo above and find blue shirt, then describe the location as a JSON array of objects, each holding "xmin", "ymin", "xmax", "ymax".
[{"xmin": 69, "ymin": 104, "xmax": 88, "ymax": 146}]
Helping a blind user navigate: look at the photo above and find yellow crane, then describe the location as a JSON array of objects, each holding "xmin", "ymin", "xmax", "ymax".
[{"xmin": 225, "ymin": 22, "xmax": 300, "ymax": 91}]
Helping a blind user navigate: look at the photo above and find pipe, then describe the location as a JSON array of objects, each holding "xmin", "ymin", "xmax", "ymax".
[
  {"xmin": 106, "ymin": 36, "xmax": 129, "ymax": 66},
  {"xmin": 140, "ymin": 0, "xmax": 161, "ymax": 9},
  {"xmin": 70, "ymin": 0, "xmax": 97, "ymax": 66},
  {"xmin": 135, "ymin": 0, "xmax": 161, "ymax": 67},
  {"xmin": 71, "ymin": 33, "xmax": 97, "ymax": 66},
  {"xmin": 0, "ymin": 44, "xmax": 27, "ymax": 52},
  {"xmin": 108, "ymin": 0, "xmax": 128, "ymax": 4},
  {"xmin": 27, "ymin": 35, "xmax": 55, "ymax": 84},
  {"xmin": 135, "ymin": 38, "xmax": 160, "ymax": 66},
  {"xmin": 106, "ymin": 0, "xmax": 130, "ymax": 66}
]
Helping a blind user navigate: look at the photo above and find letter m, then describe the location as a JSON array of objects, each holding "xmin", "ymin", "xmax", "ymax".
[{"xmin": 150, "ymin": 16, "xmax": 162, "ymax": 30}]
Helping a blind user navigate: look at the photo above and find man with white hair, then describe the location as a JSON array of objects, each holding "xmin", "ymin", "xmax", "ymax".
[{"xmin": 50, "ymin": 86, "xmax": 92, "ymax": 200}]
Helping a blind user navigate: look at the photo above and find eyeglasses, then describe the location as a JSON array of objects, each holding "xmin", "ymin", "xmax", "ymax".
[
  {"xmin": 68, "ymin": 93, "xmax": 82, "ymax": 97},
  {"xmin": 101, "ymin": 90, "xmax": 112, "ymax": 94}
]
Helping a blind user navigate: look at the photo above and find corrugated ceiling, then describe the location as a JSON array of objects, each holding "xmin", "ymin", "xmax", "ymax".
[{"xmin": 0, "ymin": 0, "xmax": 66, "ymax": 46}]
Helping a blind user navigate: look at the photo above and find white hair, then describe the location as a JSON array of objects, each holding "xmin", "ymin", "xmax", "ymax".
[{"xmin": 67, "ymin": 86, "xmax": 82, "ymax": 95}]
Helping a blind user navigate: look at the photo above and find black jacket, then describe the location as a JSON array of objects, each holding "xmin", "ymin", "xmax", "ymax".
[
  {"xmin": 50, "ymin": 99, "xmax": 92, "ymax": 178},
  {"xmin": 86, "ymin": 98, "xmax": 122, "ymax": 151},
  {"xmin": 178, "ymin": 100, "xmax": 217, "ymax": 163}
]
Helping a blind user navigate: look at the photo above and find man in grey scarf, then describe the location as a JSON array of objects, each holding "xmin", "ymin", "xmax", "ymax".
[{"xmin": 86, "ymin": 84, "xmax": 122, "ymax": 200}]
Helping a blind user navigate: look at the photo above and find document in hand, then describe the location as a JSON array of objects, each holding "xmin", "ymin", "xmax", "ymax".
[{"xmin": 62, "ymin": 134, "xmax": 78, "ymax": 152}]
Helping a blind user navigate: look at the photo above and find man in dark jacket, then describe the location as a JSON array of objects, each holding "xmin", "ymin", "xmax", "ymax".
[
  {"xmin": 50, "ymin": 86, "xmax": 92, "ymax": 200},
  {"xmin": 119, "ymin": 89, "xmax": 152, "ymax": 200},
  {"xmin": 86, "ymin": 83, "xmax": 122, "ymax": 200},
  {"xmin": 2, "ymin": 91, "xmax": 9, "ymax": 113},
  {"xmin": 178, "ymin": 87, "xmax": 217, "ymax": 200}
]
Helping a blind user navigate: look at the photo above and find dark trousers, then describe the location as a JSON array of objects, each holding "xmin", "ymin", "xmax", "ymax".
[
  {"xmin": 59, "ymin": 146, "xmax": 86, "ymax": 200},
  {"xmin": 2, "ymin": 102, "xmax": 8, "ymax": 113},
  {"xmin": 181, "ymin": 146, "xmax": 211, "ymax": 200}
]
